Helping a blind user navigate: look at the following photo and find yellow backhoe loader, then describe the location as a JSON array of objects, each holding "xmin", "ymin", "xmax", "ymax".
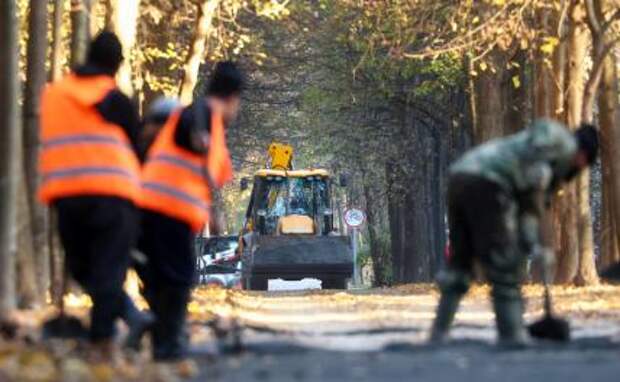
[{"xmin": 239, "ymin": 143, "xmax": 353, "ymax": 290}]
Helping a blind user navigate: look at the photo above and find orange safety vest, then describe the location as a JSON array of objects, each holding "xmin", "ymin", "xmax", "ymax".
[
  {"xmin": 38, "ymin": 74, "xmax": 141, "ymax": 204},
  {"xmin": 140, "ymin": 106, "xmax": 233, "ymax": 232}
]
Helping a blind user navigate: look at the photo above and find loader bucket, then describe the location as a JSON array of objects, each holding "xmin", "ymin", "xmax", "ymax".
[{"xmin": 248, "ymin": 235, "xmax": 353, "ymax": 279}]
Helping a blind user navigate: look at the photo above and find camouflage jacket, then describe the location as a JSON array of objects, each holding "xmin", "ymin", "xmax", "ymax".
[
  {"xmin": 450, "ymin": 119, "xmax": 577, "ymax": 251},
  {"xmin": 451, "ymin": 119, "xmax": 577, "ymax": 195}
]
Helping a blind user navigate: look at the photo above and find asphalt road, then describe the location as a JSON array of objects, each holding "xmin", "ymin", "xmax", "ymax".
[
  {"xmin": 194, "ymin": 340, "xmax": 620, "ymax": 382},
  {"xmin": 185, "ymin": 283, "xmax": 620, "ymax": 382}
]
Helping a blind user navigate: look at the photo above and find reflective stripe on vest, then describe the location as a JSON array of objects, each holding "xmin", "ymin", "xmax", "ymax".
[
  {"xmin": 38, "ymin": 74, "xmax": 140, "ymax": 204},
  {"xmin": 142, "ymin": 181, "xmax": 208, "ymax": 210},
  {"xmin": 42, "ymin": 166, "xmax": 138, "ymax": 183},
  {"xmin": 140, "ymin": 107, "xmax": 232, "ymax": 232},
  {"xmin": 148, "ymin": 153, "xmax": 205, "ymax": 179},
  {"xmin": 42, "ymin": 133, "xmax": 133, "ymax": 151}
]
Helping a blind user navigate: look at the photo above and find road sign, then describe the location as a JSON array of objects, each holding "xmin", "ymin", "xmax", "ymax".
[
  {"xmin": 344, "ymin": 208, "xmax": 366, "ymax": 228},
  {"xmin": 344, "ymin": 208, "xmax": 365, "ymax": 287}
]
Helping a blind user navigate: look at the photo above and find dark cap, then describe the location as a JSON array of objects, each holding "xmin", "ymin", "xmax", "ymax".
[
  {"xmin": 87, "ymin": 31, "xmax": 124, "ymax": 75},
  {"xmin": 207, "ymin": 61, "xmax": 244, "ymax": 98},
  {"xmin": 575, "ymin": 123, "xmax": 599, "ymax": 164}
]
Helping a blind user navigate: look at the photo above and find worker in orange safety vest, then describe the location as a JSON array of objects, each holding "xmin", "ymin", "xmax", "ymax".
[
  {"xmin": 39, "ymin": 32, "xmax": 151, "ymax": 357},
  {"xmin": 137, "ymin": 61, "xmax": 241, "ymax": 361}
]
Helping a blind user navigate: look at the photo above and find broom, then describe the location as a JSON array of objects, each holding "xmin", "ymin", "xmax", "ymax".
[{"xmin": 527, "ymin": 249, "xmax": 570, "ymax": 342}]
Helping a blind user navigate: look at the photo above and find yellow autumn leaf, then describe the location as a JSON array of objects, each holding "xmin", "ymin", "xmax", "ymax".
[
  {"xmin": 479, "ymin": 62, "xmax": 488, "ymax": 72},
  {"xmin": 512, "ymin": 75, "xmax": 521, "ymax": 89},
  {"xmin": 540, "ymin": 36, "xmax": 559, "ymax": 55}
]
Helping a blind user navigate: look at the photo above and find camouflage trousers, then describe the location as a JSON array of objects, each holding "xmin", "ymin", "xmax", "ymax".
[{"xmin": 432, "ymin": 174, "xmax": 527, "ymax": 342}]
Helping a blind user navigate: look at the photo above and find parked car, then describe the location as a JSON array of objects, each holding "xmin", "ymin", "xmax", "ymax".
[{"xmin": 195, "ymin": 236, "xmax": 241, "ymax": 288}]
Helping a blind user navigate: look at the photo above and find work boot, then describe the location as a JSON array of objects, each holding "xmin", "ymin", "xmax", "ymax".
[
  {"xmin": 89, "ymin": 290, "xmax": 124, "ymax": 342},
  {"xmin": 493, "ymin": 297, "xmax": 530, "ymax": 349},
  {"xmin": 122, "ymin": 294, "xmax": 155, "ymax": 351},
  {"xmin": 429, "ymin": 291, "xmax": 463, "ymax": 343},
  {"xmin": 151, "ymin": 286, "xmax": 191, "ymax": 361}
]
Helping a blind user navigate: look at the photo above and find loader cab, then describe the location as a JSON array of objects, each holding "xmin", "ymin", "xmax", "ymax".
[{"xmin": 245, "ymin": 169, "xmax": 333, "ymax": 236}]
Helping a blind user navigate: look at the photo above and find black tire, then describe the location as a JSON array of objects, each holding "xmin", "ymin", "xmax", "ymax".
[
  {"xmin": 247, "ymin": 276, "xmax": 268, "ymax": 291},
  {"xmin": 321, "ymin": 277, "xmax": 347, "ymax": 290}
]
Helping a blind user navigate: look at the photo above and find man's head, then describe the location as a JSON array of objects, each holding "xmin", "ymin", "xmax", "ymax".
[
  {"xmin": 573, "ymin": 123, "xmax": 599, "ymax": 169},
  {"xmin": 206, "ymin": 61, "xmax": 244, "ymax": 123},
  {"xmin": 86, "ymin": 32, "xmax": 124, "ymax": 76}
]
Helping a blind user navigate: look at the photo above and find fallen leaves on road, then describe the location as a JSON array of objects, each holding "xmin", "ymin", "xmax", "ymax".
[
  {"xmin": 188, "ymin": 283, "xmax": 620, "ymax": 336},
  {"xmin": 0, "ymin": 341, "xmax": 199, "ymax": 382}
]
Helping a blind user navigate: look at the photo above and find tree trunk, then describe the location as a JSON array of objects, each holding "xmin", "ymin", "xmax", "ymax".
[
  {"xmin": 50, "ymin": 0, "xmax": 66, "ymax": 81},
  {"xmin": 575, "ymin": 169, "xmax": 598, "ymax": 285},
  {"xmin": 472, "ymin": 51, "xmax": 506, "ymax": 142},
  {"xmin": 503, "ymin": 49, "xmax": 528, "ymax": 134},
  {"xmin": 70, "ymin": 0, "xmax": 92, "ymax": 67},
  {"xmin": 556, "ymin": 0, "xmax": 584, "ymax": 283},
  {"xmin": 0, "ymin": 0, "xmax": 20, "ymax": 319},
  {"xmin": 387, "ymin": 161, "xmax": 405, "ymax": 284},
  {"xmin": 106, "ymin": 0, "xmax": 140, "ymax": 96},
  {"xmin": 466, "ymin": 56, "xmax": 478, "ymax": 143},
  {"xmin": 179, "ymin": 0, "xmax": 220, "ymax": 104},
  {"xmin": 566, "ymin": 0, "xmax": 588, "ymax": 208},
  {"xmin": 428, "ymin": 124, "xmax": 445, "ymax": 276},
  {"xmin": 402, "ymin": 124, "xmax": 434, "ymax": 282},
  {"xmin": 104, "ymin": 0, "xmax": 112, "ymax": 29},
  {"xmin": 601, "ymin": 167, "xmax": 619, "ymax": 268},
  {"xmin": 16, "ymin": 177, "xmax": 38, "ymax": 309},
  {"xmin": 547, "ymin": 6, "xmax": 571, "ymax": 283},
  {"xmin": 598, "ymin": 45, "xmax": 620, "ymax": 268},
  {"xmin": 363, "ymin": 178, "xmax": 387, "ymax": 286},
  {"xmin": 23, "ymin": 0, "xmax": 50, "ymax": 299},
  {"xmin": 387, "ymin": 106, "xmax": 410, "ymax": 284},
  {"xmin": 571, "ymin": 0, "xmax": 598, "ymax": 285},
  {"xmin": 556, "ymin": 0, "xmax": 599, "ymax": 285},
  {"xmin": 532, "ymin": 7, "xmax": 558, "ymax": 282},
  {"xmin": 211, "ymin": 189, "xmax": 228, "ymax": 234},
  {"xmin": 49, "ymin": 0, "xmax": 66, "ymax": 305},
  {"xmin": 534, "ymin": 7, "xmax": 553, "ymax": 119}
]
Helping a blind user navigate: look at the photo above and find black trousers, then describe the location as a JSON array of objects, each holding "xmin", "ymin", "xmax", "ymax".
[
  {"xmin": 137, "ymin": 210, "xmax": 196, "ymax": 288},
  {"xmin": 136, "ymin": 210, "xmax": 195, "ymax": 359},
  {"xmin": 56, "ymin": 196, "xmax": 137, "ymax": 341}
]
